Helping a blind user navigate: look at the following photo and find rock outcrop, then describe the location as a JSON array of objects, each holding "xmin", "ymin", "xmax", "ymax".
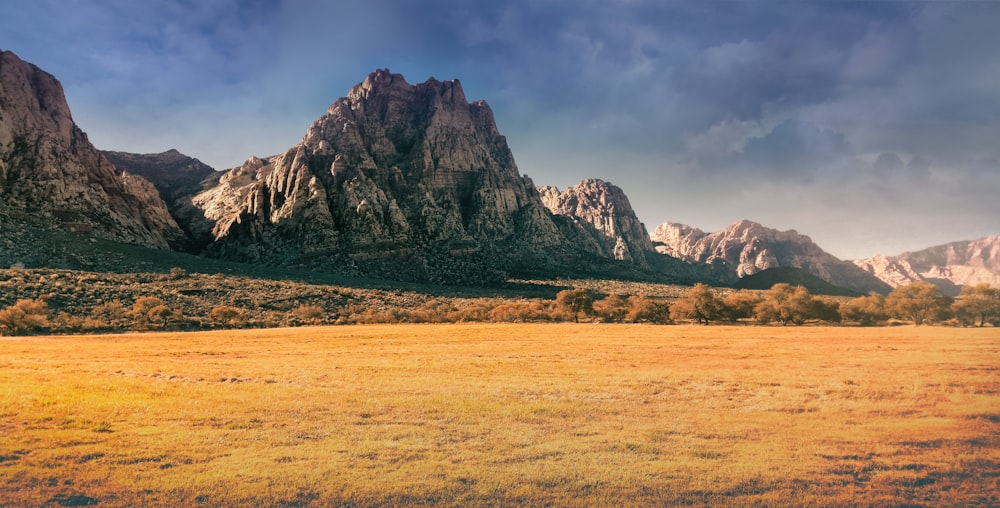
[
  {"xmin": 538, "ymin": 179, "xmax": 655, "ymax": 268},
  {"xmin": 101, "ymin": 149, "xmax": 219, "ymax": 249},
  {"xmin": 181, "ymin": 69, "xmax": 569, "ymax": 282},
  {"xmin": 651, "ymin": 219, "xmax": 891, "ymax": 294},
  {"xmin": 854, "ymin": 235, "xmax": 1000, "ymax": 295},
  {"xmin": 0, "ymin": 50, "xmax": 185, "ymax": 251}
]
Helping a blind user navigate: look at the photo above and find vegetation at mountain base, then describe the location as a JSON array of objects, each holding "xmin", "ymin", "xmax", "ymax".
[
  {"xmin": 1, "ymin": 324, "xmax": 996, "ymax": 507},
  {"xmin": 1, "ymin": 267, "xmax": 996, "ymax": 336}
]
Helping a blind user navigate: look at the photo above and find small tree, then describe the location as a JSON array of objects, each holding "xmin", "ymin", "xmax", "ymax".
[
  {"xmin": 593, "ymin": 294, "xmax": 630, "ymax": 323},
  {"xmin": 886, "ymin": 282, "xmax": 949, "ymax": 325},
  {"xmin": 754, "ymin": 284, "xmax": 817, "ymax": 325},
  {"xmin": 555, "ymin": 289, "xmax": 594, "ymax": 323},
  {"xmin": 0, "ymin": 298, "xmax": 50, "ymax": 335},
  {"xmin": 952, "ymin": 283, "xmax": 1000, "ymax": 327},
  {"xmin": 840, "ymin": 292, "xmax": 888, "ymax": 326},
  {"xmin": 721, "ymin": 291, "xmax": 762, "ymax": 322},
  {"xmin": 625, "ymin": 295, "xmax": 671, "ymax": 324},
  {"xmin": 670, "ymin": 283, "xmax": 723, "ymax": 325}
]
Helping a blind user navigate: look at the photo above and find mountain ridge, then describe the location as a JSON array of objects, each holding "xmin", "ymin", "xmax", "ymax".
[
  {"xmin": 650, "ymin": 219, "xmax": 892, "ymax": 294},
  {"xmin": 853, "ymin": 235, "xmax": 1000, "ymax": 295},
  {"xmin": 1, "ymin": 51, "xmax": 995, "ymax": 291}
]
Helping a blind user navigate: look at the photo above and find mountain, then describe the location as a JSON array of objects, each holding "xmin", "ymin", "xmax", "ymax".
[
  {"xmin": 538, "ymin": 179, "xmax": 655, "ymax": 268},
  {"xmin": 651, "ymin": 220, "xmax": 891, "ymax": 294},
  {"xmin": 0, "ymin": 49, "xmax": 184, "ymax": 256},
  {"xmin": 174, "ymin": 69, "xmax": 578, "ymax": 283},
  {"xmin": 854, "ymin": 235, "xmax": 1000, "ymax": 295},
  {"xmin": 101, "ymin": 149, "xmax": 219, "ymax": 249}
]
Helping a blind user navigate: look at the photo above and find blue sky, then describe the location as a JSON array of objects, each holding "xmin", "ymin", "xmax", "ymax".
[{"xmin": 3, "ymin": 0, "xmax": 999, "ymax": 259}]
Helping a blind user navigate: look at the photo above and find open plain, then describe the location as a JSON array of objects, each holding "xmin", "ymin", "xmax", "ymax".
[{"xmin": 1, "ymin": 324, "xmax": 997, "ymax": 507}]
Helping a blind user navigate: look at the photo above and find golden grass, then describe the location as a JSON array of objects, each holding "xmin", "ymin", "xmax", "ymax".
[{"xmin": 1, "ymin": 324, "xmax": 997, "ymax": 507}]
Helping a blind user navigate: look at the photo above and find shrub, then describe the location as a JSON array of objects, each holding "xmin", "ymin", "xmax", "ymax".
[
  {"xmin": 291, "ymin": 304, "xmax": 325, "ymax": 325},
  {"xmin": 624, "ymin": 295, "xmax": 671, "ymax": 324},
  {"xmin": 209, "ymin": 305, "xmax": 244, "ymax": 327},
  {"xmin": 555, "ymin": 289, "xmax": 595, "ymax": 323},
  {"xmin": 593, "ymin": 294, "xmax": 629, "ymax": 323},
  {"xmin": 0, "ymin": 298, "xmax": 51, "ymax": 335}
]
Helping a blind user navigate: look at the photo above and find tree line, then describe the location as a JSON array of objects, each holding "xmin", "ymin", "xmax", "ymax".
[{"xmin": 1, "ymin": 281, "xmax": 998, "ymax": 335}]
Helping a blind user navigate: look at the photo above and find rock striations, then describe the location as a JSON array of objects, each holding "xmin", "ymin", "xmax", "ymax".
[
  {"xmin": 180, "ymin": 69, "xmax": 567, "ymax": 282},
  {"xmin": 651, "ymin": 220, "xmax": 891, "ymax": 294},
  {"xmin": 0, "ymin": 50, "xmax": 184, "ymax": 251},
  {"xmin": 538, "ymin": 179, "xmax": 655, "ymax": 268},
  {"xmin": 854, "ymin": 236, "xmax": 1000, "ymax": 295}
]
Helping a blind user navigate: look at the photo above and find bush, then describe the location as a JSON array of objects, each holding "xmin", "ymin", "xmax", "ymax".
[
  {"xmin": 624, "ymin": 295, "xmax": 671, "ymax": 324},
  {"xmin": 555, "ymin": 289, "xmax": 594, "ymax": 323},
  {"xmin": 593, "ymin": 294, "xmax": 630, "ymax": 323},
  {"xmin": 209, "ymin": 305, "xmax": 244, "ymax": 327},
  {"xmin": 291, "ymin": 304, "xmax": 325, "ymax": 325},
  {"xmin": 0, "ymin": 298, "xmax": 51, "ymax": 335}
]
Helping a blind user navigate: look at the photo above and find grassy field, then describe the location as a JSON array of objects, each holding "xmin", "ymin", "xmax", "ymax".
[{"xmin": 1, "ymin": 324, "xmax": 997, "ymax": 507}]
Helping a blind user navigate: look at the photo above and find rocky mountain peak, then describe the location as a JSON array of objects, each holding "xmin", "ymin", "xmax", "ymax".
[
  {"xmin": 0, "ymin": 50, "xmax": 75, "ymax": 147},
  {"xmin": 180, "ymin": 69, "xmax": 568, "ymax": 282},
  {"xmin": 539, "ymin": 179, "xmax": 654, "ymax": 267},
  {"xmin": 0, "ymin": 49, "xmax": 185, "ymax": 254}
]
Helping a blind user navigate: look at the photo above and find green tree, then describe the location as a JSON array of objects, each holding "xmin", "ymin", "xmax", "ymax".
[
  {"xmin": 839, "ymin": 292, "xmax": 888, "ymax": 326},
  {"xmin": 669, "ymin": 283, "xmax": 724, "ymax": 325},
  {"xmin": 886, "ymin": 282, "xmax": 950, "ymax": 325},
  {"xmin": 555, "ymin": 289, "xmax": 594, "ymax": 323},
  {"xmin": 952, "ymin": 283, "xmax": 1000, "ymax": 327}
]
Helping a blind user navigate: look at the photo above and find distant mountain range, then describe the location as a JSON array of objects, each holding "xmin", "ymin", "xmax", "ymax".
[{"xmin": 1, "ymin": 49, "xmax": 995, "ymax": 293}]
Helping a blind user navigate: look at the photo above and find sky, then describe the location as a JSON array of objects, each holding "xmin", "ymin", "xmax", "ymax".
[{"xmin": 2, "ymin": 0, "xmax": 999, "ymax": 260}]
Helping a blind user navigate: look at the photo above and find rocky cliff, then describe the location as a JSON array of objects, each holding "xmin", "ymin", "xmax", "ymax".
[
  {"xmin": 538, "ymin": 179, "xmax": 655, "ymax": 268},
  {"xmin": 651, "ymin": 219, "xmax": 891, "ymax": 294},
  {"xmin": 181, "ymin": 69, "xmax": 569, "ymax": 282},
  {"xmin": 854, "ymin": 236, "xmax": 1000, "ymax": 295},
  {"xmin": 0, "ymin": 50, "xmax": 184, "ymax": 253}
]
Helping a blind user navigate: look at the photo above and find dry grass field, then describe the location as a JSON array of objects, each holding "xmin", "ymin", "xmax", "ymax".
[{"xmin": 1, "ymin": 324, "xmax": 997, "ymax": 507}]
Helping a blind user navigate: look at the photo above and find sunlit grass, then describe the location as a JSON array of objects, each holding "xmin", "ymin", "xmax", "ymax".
[{"xmin": 1, "ymin": 324, "xmax": 997, "ymax": 506}]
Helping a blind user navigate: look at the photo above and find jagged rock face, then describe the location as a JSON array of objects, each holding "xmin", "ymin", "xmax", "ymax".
[
  {"xmin": 0, "ymin": 50, "xmax": 184, "ymax": 250},
  {"xmin": 651, "ymin": 219, "xmax": 891, "ymax": 294},
  {"xmin": 186, "ymin": 69, "xmax": 564, "ymax": 282},
  {"xmin": 854, "ymin": 236, "xmax": 1000, "ymax": 294},
  {"xmin": 538, "ymin": 179, "xmax": 654, "ymax": 267}
]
